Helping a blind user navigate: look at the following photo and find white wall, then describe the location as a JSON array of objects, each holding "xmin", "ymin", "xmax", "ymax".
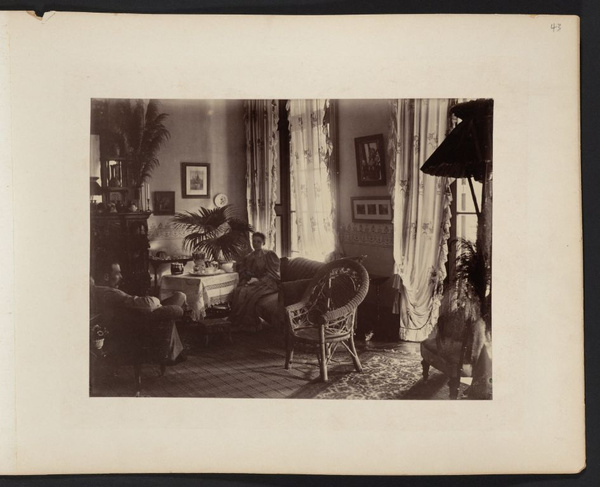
[
  {"xmin": 337, "ymin": 99, "xmax": 395, "ymax": 306},
  {"xmin": 147, "ymin": 99, "xmax": 247, "ymax": 260}
]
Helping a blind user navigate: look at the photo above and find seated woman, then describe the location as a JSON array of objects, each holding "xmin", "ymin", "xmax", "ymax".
[{"xmin": 228, "ymin": 232, "xmax": 280, "ymax": 331}]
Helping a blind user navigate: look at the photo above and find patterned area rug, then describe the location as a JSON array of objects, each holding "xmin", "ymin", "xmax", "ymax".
[
  {"xmin": 321, "ymin": 352, "xmax": 423, "ymax": 399},
  {"xmin": 292, "ymin": 347, "xmax": 469, "ymax": 400}
]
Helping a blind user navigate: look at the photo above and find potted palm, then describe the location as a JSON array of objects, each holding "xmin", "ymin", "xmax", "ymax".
[
  {"xmin": 114, "ymin": 99, "xmax": 171, "ymax": 187},
  {"xmin": 453, "ymin": 238, "xmax": 490, "ymax": 318},
  {"xmin": 450, "ymin": 237, "xmax": 492, "ymax": 399},
  {"xmin": 96, "ymin": 99, "xmax": 170, "ymax": 208},
  {"xmin": 172, "ymin": 205, "xmax": 254, "ymax": 264}
]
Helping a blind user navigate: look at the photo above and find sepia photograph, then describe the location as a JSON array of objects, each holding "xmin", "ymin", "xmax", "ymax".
[
  {"xmin": 153, "ymin": 191, "xmax": 175, "ymax": 215},
  {"xmin": 89, "ymin": 98, "xmax": 492, "ymax": 400},
  {"xmin": 2, "ymin": 11, "xmax": 584, "ymax": 476},
  {"xmin": 355, "ymin": 133, "xmax": 386, "ymax": 186},
  {"xmin": 181, "ymin": 162, "xmax": 210, "ymax": 197},
  {"xmin": 351, "ymin": 196, "xmax": 393, "ymax": 223}
]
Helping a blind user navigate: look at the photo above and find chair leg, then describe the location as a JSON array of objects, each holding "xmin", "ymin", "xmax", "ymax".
[
  {"xmin": 421, "ymin": 360, "xmax": 430, "ymax": 381},
  {"xmin": 134, "ymin": 363, "xmax": 142, "ymax": 396},
  {"xmin": 285, "ymin": 337, "xmax": 294, "ymax": 370},
  {"xmin": 348, "ymin": 334, "xmax": 363, "ymax": 373},
  {"xmin": 449, "ymin": 377, "xmax": 460, "ymax": 399},
  {"xmin": 320, "ymin": 327, "xmax": 328, "ymax": 382}
]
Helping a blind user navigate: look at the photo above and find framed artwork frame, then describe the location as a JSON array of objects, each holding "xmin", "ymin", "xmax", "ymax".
[
  {"xmin": 181, "ymin": 162, "xmax": 210, "ymax": 198},
  {"xmin": 354, "ymin": 133, "xmax": 386, "ymax": 186},
  {"xmin": 351, "ymin": 196, "xmax": 392, "ymax": 223},
  {"xmin": 153, "ymin": 191, "xmax": 175, "ymax": 215}
]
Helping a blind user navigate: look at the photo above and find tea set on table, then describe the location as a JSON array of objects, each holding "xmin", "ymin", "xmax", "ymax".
[{"xmin": 158, "ymin": 251, "xmax": 235, "ymax": 276}]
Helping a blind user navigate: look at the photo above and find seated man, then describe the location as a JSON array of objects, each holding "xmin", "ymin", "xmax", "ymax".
[{"xmin": 94, "ymin": 261, "xmax": 186, "ymax": 363}]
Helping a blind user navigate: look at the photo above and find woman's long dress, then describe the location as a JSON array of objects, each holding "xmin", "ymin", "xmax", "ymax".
[{"xmin": 229, "ymin": 250, "xmax": 280, "ymax": 330}]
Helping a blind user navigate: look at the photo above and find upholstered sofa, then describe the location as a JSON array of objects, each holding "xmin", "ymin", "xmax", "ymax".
[{"xmin": 255, "ymin": 256, "xmax": 326, "ymax": 329}]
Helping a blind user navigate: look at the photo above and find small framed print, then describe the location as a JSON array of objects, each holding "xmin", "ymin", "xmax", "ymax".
[
  {"xmin": 181, "ymin": 162, "xmax": 210, "ymax": 198},
  {"xmin": 355, "ymin": 133, "xmax": 386, "ymax": 186},
  {"xmin": 153, "ymin": 191, "xmax": 175, "ymax": 215},
  {"xmin": 351, "ymin": 196, "xmax": 392, "ymax": 223}
]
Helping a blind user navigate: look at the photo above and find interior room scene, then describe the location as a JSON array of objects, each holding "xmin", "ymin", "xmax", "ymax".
[{"xmin": 89, "ymin": 98, "xmax": 493, "ymax": 400}]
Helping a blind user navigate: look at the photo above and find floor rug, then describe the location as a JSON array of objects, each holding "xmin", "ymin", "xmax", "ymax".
[
  {"xmin": 292, "ymin": 347, "xmax": 471, "ymax": 400},
  {"xmin": 400, "ymin": 369, "xmax": 469, "ymax": 400},
  {"xmin": 292, "ymin": 347, "xmax": 422, "ymax": 399}
]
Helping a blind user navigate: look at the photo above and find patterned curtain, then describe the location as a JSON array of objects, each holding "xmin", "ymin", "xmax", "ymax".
[
  {"xmin": 244, "ymin": 100, "xmax": 279, "ymax": 250},
  {"xmin": 388, "ymin": 99, "xmax": 454, "ymax": 342},
  {"xmin": 287, "ymin": 99, "xmax": 336, "ymax": 261}
]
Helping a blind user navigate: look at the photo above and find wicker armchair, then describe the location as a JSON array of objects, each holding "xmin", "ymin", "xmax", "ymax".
[{"xmin": 284, "ymin": 259, "xmax": 370, "ymax": 381}]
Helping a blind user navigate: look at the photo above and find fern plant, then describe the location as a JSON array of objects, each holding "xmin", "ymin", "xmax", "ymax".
[
  {"xmin": 452, "ymin": 237, "xmax": 491, "ymax": 319},
  {"xmin": 171, "ymin": 205, "xmax": 254, "ymax": 261},
  {"xmin": 114, "ymin": 99, "xmax": 171, "ymax": 186}
]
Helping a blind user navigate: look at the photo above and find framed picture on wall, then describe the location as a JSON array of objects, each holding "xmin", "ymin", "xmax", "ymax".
[
  {"xmin": 351, "ymin": 196, "xmax": 392, "ymax": 223},
  {"xmin": 181, "ymin": 162, "xmax": 210, "ymax": 198},
  {"xmin": 153, "ymin": 191, "xmax": 175, "ymax": 215},
  {"xmin": 354, "ymin": 133, "xmax": 386, "ymax": 186}
]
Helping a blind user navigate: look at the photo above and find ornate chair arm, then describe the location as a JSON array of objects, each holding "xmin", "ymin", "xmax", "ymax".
[
  {"xmin": 285, "ymin": 301, "xmax": 307, "ymax": 313},
  {"xmin": 318, "ymin": 305, "xmax": 355, "ymax": 326},
  {"xmin": 285, "ymin": 301, "xmax": 311, "ymax": 332}
]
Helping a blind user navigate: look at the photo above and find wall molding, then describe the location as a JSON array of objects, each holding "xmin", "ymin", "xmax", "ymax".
[{"xmin": 339, "ymin": 222, "xmax": 393, "ymax": 248}]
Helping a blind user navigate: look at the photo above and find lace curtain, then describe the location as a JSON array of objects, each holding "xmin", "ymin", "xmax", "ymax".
[
  {"xmin": 287, "ymin": 99, "xmax": 337, "ymax": 261},
  {"xmin": 388, "ymin": 99, "xmax": 453, "ymax": 342},
  {"xmin": 244, "ymin": 100, "xmax": 279, "ymax": 250}
]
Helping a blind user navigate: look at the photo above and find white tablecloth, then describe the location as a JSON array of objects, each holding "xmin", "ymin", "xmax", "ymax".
[{"xmin": 159, "ymin": 272, "xmax": 239, "ymax": 320}]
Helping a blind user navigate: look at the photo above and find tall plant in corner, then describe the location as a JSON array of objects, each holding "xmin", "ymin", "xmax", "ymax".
[
  {"xmin": 172, "ymin": 205, "xmax": 254, "ymax": 261},
  {"xmin": 453, "ymin": 237, "xmax": 491, "ymax": 325},
  {"xmin": 115, "ymin": 99, "xmax": 171, "ymax": 186}
]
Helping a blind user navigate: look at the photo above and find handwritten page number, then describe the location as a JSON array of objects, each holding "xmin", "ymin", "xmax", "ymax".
[{"xmin": 551, "ymin": 23, "xmax": 562, "ymax": 32}]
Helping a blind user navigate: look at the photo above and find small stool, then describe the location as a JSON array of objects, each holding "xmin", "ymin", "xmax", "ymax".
[{"xmin": 198, "ymin": 318, "xmax": 233, "ymax": 347}]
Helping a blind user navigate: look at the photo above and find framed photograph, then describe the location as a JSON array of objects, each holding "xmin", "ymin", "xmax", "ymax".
[
  {"xmin": 153, "ymin": 191, "xmax": 175, "ymax": 215},
  {"xmin": 181, "ymin": 162, "xmax": 210, "ymax": 198},
  {"xmin": 351, "ymin": 196, "xmax": 392, "ymax": 223},
  {"xmin": 354, "ymin": 134, "xmax": 386, "ymax": 186}
]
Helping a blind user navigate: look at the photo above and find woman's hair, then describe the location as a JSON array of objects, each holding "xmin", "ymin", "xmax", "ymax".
[{"xmin": 252, "ymin": 232, "xmax": 266, "ymax": 243}]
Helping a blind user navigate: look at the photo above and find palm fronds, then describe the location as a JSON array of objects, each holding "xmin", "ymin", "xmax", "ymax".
[
  {"xmin": 453, "ymin": 238, "xmax": 490, "ymax": 308},
  {"xmin": 172, "ymin": 205, "xmax": 254, "ymax": 261},
  {"xmin": 113, "ymin": 99, "xmax": 171, "ymax": 186}
]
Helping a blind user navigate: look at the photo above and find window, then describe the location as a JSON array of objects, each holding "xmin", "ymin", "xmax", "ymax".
[
  {"xmin": 274, "ymin": 99, "xmax": 339, "ymax": 260},
  {"xmin": 454, "ymin": 177, "xmax": 481, "ymax": 243},
  {"xmin": 448, "ymin": 177, "xmax": 482, "ymax": 281}
]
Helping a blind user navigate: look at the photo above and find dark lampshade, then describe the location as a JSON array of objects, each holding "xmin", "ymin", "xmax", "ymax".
[{"xmin": 420, "ymin": 99, "xmax": 493, "ymax": 182}]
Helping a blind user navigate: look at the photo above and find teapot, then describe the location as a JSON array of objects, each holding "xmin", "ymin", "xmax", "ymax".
[{"xmin": 192, "ymin": 252, "xmax": 206, "ymax": 274}]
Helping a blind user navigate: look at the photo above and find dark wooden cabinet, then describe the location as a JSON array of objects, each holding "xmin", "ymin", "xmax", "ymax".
[{"xmin": 91, "ymin": 211, "xmax": 152, "ymax": 296}]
